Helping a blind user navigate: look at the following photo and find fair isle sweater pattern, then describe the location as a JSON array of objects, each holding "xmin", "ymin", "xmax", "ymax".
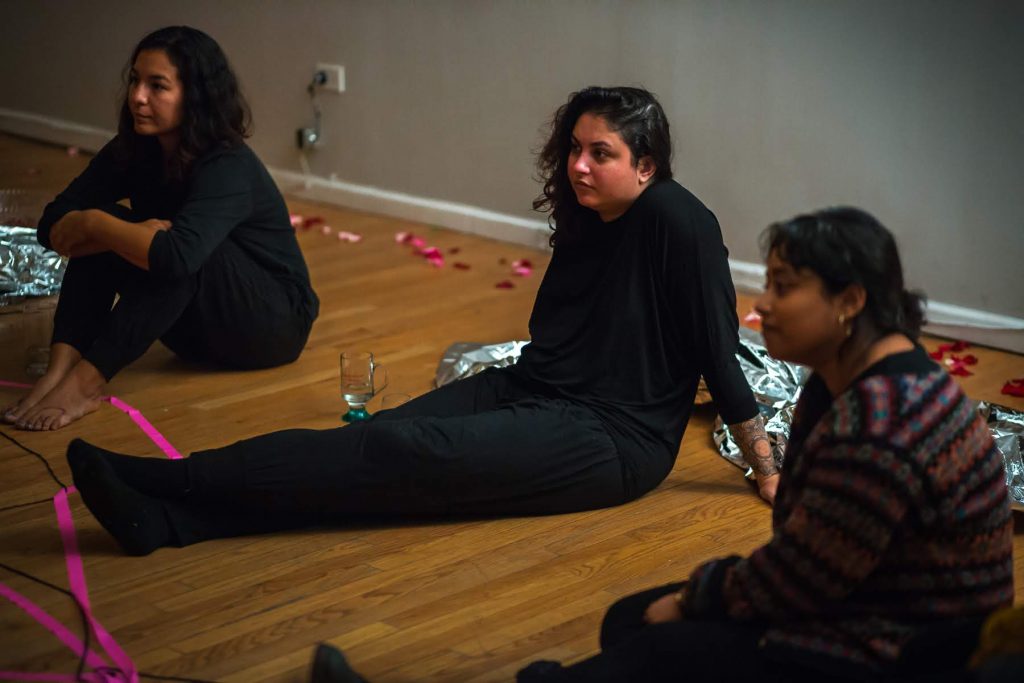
[{"xmin": 685, "ymin": 365, "xmax": 1014, "ymax": 670}]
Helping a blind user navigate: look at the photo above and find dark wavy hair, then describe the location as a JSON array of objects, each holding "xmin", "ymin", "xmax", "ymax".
[
  {"xmin": 761, "ymin": 207, "xmax": 926, "ymax": 341},
  {"xmin": 115, "ymin": 26, "xmax": 251, "ymax": 181},
  {"xmin": 534, "ymin": 86, "xmax": 673, "ymax": 247}
]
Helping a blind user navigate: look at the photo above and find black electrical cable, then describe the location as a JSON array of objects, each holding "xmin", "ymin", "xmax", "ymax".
[
  {"xmin": 0, "ymin": 428, "xmax": 68, "ymax": 488},
  {"xmin": 1, "ymin": 560, "xmax": 92, "ymax": 682},
  {"xmin": 0, "ymin": 432, "xmax": 222, "ymax": 682}
]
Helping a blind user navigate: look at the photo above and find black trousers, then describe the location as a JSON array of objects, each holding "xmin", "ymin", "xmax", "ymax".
[
  {"xmin": 516, "ymin": 583, "xmax": 861, "ymax": 683},
  {"xmin": 52, "ymin": 209, "xmax": 313, "ymax": 379},
  {"xmin": 137, "ymin": 368, "xmax": 666, "ymax": 546},
  {"xmin": 518, "ymin": 584, "xmax": 985, "ymax": 683}
]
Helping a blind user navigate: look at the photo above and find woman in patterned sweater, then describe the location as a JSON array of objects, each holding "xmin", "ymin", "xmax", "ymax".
[{"xmin": 517, "ymin": 207, "xmax": 1014, "ymax": 682}]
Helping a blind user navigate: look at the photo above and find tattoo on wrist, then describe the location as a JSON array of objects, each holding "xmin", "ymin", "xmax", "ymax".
[{"xmin": 730, "ymin": 415, "xmax": 779, "ymax": 476}]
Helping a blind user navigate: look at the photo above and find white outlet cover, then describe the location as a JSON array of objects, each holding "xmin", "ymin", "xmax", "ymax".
[{"xmin": 316, "ymin": 63, "xmax": 345, "ymax": 93}]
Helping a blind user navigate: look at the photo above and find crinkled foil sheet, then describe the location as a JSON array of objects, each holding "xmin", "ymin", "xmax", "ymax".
[
  {"xmin": 713, "ymin": 330, "xmax": 1024, "ymax": 511},
  {"xmin": 436, "ymin": 332, "xmax": 1024, "ymax": 510},
  {"xmin": 434, "ymin": 340, "xmax": 530, "ymax": 388},
  {"xmin": 978, "ymin": 401, "xmax": 1024, "ymax": 512},
  {"xmin": 1, "ymin": 226, "xmax": 65, "ymax": 306}
]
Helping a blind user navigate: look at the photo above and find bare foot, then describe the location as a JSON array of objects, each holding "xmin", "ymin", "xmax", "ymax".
[
  {"xmin": 2, "ymin": 343, "xmax": 81, "ymax": 424},
  {"xmin": 16, "ymin": 360, "xmax": 106, "ymax": 431}
]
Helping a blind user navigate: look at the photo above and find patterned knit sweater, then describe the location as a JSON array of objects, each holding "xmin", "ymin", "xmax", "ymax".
[{"xmin": 684, "ymin": 347, "xmax": 1014, "ymax": 674}]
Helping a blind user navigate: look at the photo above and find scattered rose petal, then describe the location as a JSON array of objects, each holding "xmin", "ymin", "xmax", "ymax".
[
  {"xmin": 453, "ymin": 262, "xmax": 471, "ymax": 270},
  {"xmin": 320, "ymin": 225, "xmax": 333, "ymax": 235},
  {"xmin": 945, "ymin": 354, "xmax": 977, "ymax": 377},
  {"xmin": 931, "ymin": 340, "xmax": 971, "ymax": 360},
  {"xmin": 302, "ymin": 216, "xmax": 324, "ymax": 229},
  {"xmin": 512, "ymin": 258, "xmax": 533, "ymax": 269},
  {"xmin": 411, "ymin": 237, "xmax": 426, "ymax": 248},
  {"xmin": 395, "ymin": 231, "xmax": 411, "ymax": 243},
  {"xmin": 290, "ymin": 214, "xmax": 304, "ymax": 228},
  {"xmin": 512, "ymin": 265, "xmax": 532, "ymax": 276},
  {"xmin": 495, "ymin": 280, "xmax": 515, "ymax": 289},
  {"xmin": 1002, "ymin": 379, "xmax": 1024, "ymax": 398},
  {"xmin": 418, "ymin": 246, "xmax": 443, "ymax": 259},
  {"xmin": 427, "ymin": 256, "xmax": 444, "ymax": 267},
  {"xmin": 337, "ymin": 231, "xmax": 362, "ymax": 242}
]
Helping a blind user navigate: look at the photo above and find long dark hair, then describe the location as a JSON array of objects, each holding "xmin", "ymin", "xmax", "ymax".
[
  {"xmin": 115, "ymin": 26, "xmax": 251, "ymax": 181},
  {"xmin": 761, "ymin": 207, "xmax": 926, "ymax": 341},
  {"xmin": 534, "ymin": 86, "xmax": 673, "ymax": 247}
]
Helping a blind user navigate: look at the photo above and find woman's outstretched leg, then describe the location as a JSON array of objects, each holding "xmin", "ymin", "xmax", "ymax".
[{"xmin": 67, "ymin": 370, "xmax": 639, "ymax": 554}]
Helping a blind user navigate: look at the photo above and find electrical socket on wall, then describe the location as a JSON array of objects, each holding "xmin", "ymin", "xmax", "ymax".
[{"xmin": 315, "ymin": 63, "xmax": 345, "ymax": 93}]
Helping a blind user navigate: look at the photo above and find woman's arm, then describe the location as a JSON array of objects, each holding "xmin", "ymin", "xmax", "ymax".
[
  {"xmin": 663, "ymin": 205, "xmax": 771, "ymax": 500},
  {"xmin": 684, "ymin": 438, "xmax": 910, "ymax": 622},
  {"xmin": 728, "ymin": 415, "xmax": 779, "ymax": 504},
  {"xmin": 50, "ymin": 209, "xmax": 170, "ymax": 268},
  {"xmin": 37, "ymin": 140, "xmax": 127, "ymax": 250},
  {"xmin": 146, "ymin": 149, "xmax": 253, "ymax": 281}
]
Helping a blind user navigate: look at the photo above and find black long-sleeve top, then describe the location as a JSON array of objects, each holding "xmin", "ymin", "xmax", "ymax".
[
  {"xmin": 511, "ymin": 179, "xmax": 757, "ymax": 461},
  {"xmin": 37, "ymin": 138, "xmax": 318, "ymax": 317}
]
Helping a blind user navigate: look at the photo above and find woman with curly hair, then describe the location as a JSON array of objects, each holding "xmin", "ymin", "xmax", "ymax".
[
  {"xmin": 5, "ymin": 26, "xmax": 319, "ymax": 431},
  {"xmin": 64, "ymin": 86, "xmax": 769, "ymax": 555}
]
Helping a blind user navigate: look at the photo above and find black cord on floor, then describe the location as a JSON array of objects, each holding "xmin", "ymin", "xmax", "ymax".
[
  {"xmin": 0, "ymin": 435, "xmax": 222, "ymax": 683},
  {"xmin": 2, "ymin": 560, "xmax": 221, "ymax": 683},
  {"xmin": 0, "ymin": 428, "xmax": 68, "ymax": 488},
  {"xmin": 1, "ymin": 560, "xmax": 91, "ymax": 682}
]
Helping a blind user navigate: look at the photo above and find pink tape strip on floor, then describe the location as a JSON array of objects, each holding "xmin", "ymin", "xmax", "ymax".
[{"xmin": 1, "ymin": 384, "xmax": 184, "ymax": 681}]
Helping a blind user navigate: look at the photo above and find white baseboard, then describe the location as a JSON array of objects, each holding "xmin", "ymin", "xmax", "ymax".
[
  {"xmin": 269, "ymin": 167, "xmax": 553, "ymax": 250},
  {"xmin": 4, "ymin": 108, "xmax": 1021, "ymax": 353},
  {"xmin": 0, "ymin": 107, "xmax": 113, "ymax": 153},
  {"xmin": 729, "ymin": 260, "xmax": 1024, "ymax": 353}
]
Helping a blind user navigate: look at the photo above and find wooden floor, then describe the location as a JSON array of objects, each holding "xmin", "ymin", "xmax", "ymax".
[{"xmin": 1, "ymin": 133, "xmax": 1022, "ymax": 682}]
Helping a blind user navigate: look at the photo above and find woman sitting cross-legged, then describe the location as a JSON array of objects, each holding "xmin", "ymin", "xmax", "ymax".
[{"xmin": 515, "ymin": 207, "xmax": 1015, "ymax": 682}]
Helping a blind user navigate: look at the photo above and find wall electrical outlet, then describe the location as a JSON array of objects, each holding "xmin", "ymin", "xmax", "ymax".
[{"xmin": 315, "ymin": 63, "xmax": 345, "ymax": 93}]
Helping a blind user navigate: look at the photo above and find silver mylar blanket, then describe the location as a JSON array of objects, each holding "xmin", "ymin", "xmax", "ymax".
[
  {"xmin": 436, "ymin": 331, "xmax": 1024, "ymax": 510},
  {"xmin": 1, "ymin": 226, "xmax": 65, "ymax": 306}
]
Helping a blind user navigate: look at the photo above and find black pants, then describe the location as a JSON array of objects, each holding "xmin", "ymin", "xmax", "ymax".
[
  {"xmin": 140, "ymin": 368, "xmax": 667, "ymax": 546},
  {"xmin": 517, "ymin": 584, "xmax": 984, "ymax": 683},
  {"xmin": 52, "ymin": 209, "xmax": 313, "ymax": 379}
]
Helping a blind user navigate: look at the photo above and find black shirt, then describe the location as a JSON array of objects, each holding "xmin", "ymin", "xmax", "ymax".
[
  {"xmin": 37, "ymin": 138, "xmax": 318, "ymax": 318},
  {"xmin": 511, "ymin": 179, "xmax": 757, "ymax": 459}
]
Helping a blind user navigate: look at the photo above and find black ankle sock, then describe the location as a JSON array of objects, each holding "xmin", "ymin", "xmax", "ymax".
[
  {"xmin": 70, "ymin": 440, "xmax": 190, "ymax": 499},
  {"xmin": 67, "ymin": 439, "xmax": 173, "ymax": 556},
  {"xmin": 311, "ymin": 643, "xmax": 368, "ymax": 683}
]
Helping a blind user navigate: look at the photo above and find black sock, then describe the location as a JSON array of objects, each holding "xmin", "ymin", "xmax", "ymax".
[
  {"xmin": 67, "ymin": 438, "xmax": 173, "ymax": 556},
  {"xmin": 71, "ymin": 440, "xmax": 190, "ymax": 499},
  {"xmin": 311, "ymin": 643, "xmax": 368, "ymax": 683}
]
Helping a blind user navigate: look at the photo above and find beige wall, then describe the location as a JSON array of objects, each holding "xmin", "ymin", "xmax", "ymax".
[{"xmin": 1, "ymin": 0, "xmax": 1021, "ymax": 318}]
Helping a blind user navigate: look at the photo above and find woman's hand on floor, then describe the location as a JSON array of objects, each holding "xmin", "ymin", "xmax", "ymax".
[
  {"xmin": 756, "ymin": 472, "xmax": 779, "ymax": 506},
  {"xmin": 643, "ymin": 593, "xmax": 684, "ymax": 624}
]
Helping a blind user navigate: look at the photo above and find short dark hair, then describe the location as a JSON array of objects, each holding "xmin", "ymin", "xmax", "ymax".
[
  {"xmin": 762, "ymin": 207, "xmax": 926, "ymax": 340},
  {"xmin": 534, "ymin": 86, "xmax": 673, "ymax": 247},
  {"xmin": 116, "ymin": 26, "xmax": 251, "ymax": 180}
]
